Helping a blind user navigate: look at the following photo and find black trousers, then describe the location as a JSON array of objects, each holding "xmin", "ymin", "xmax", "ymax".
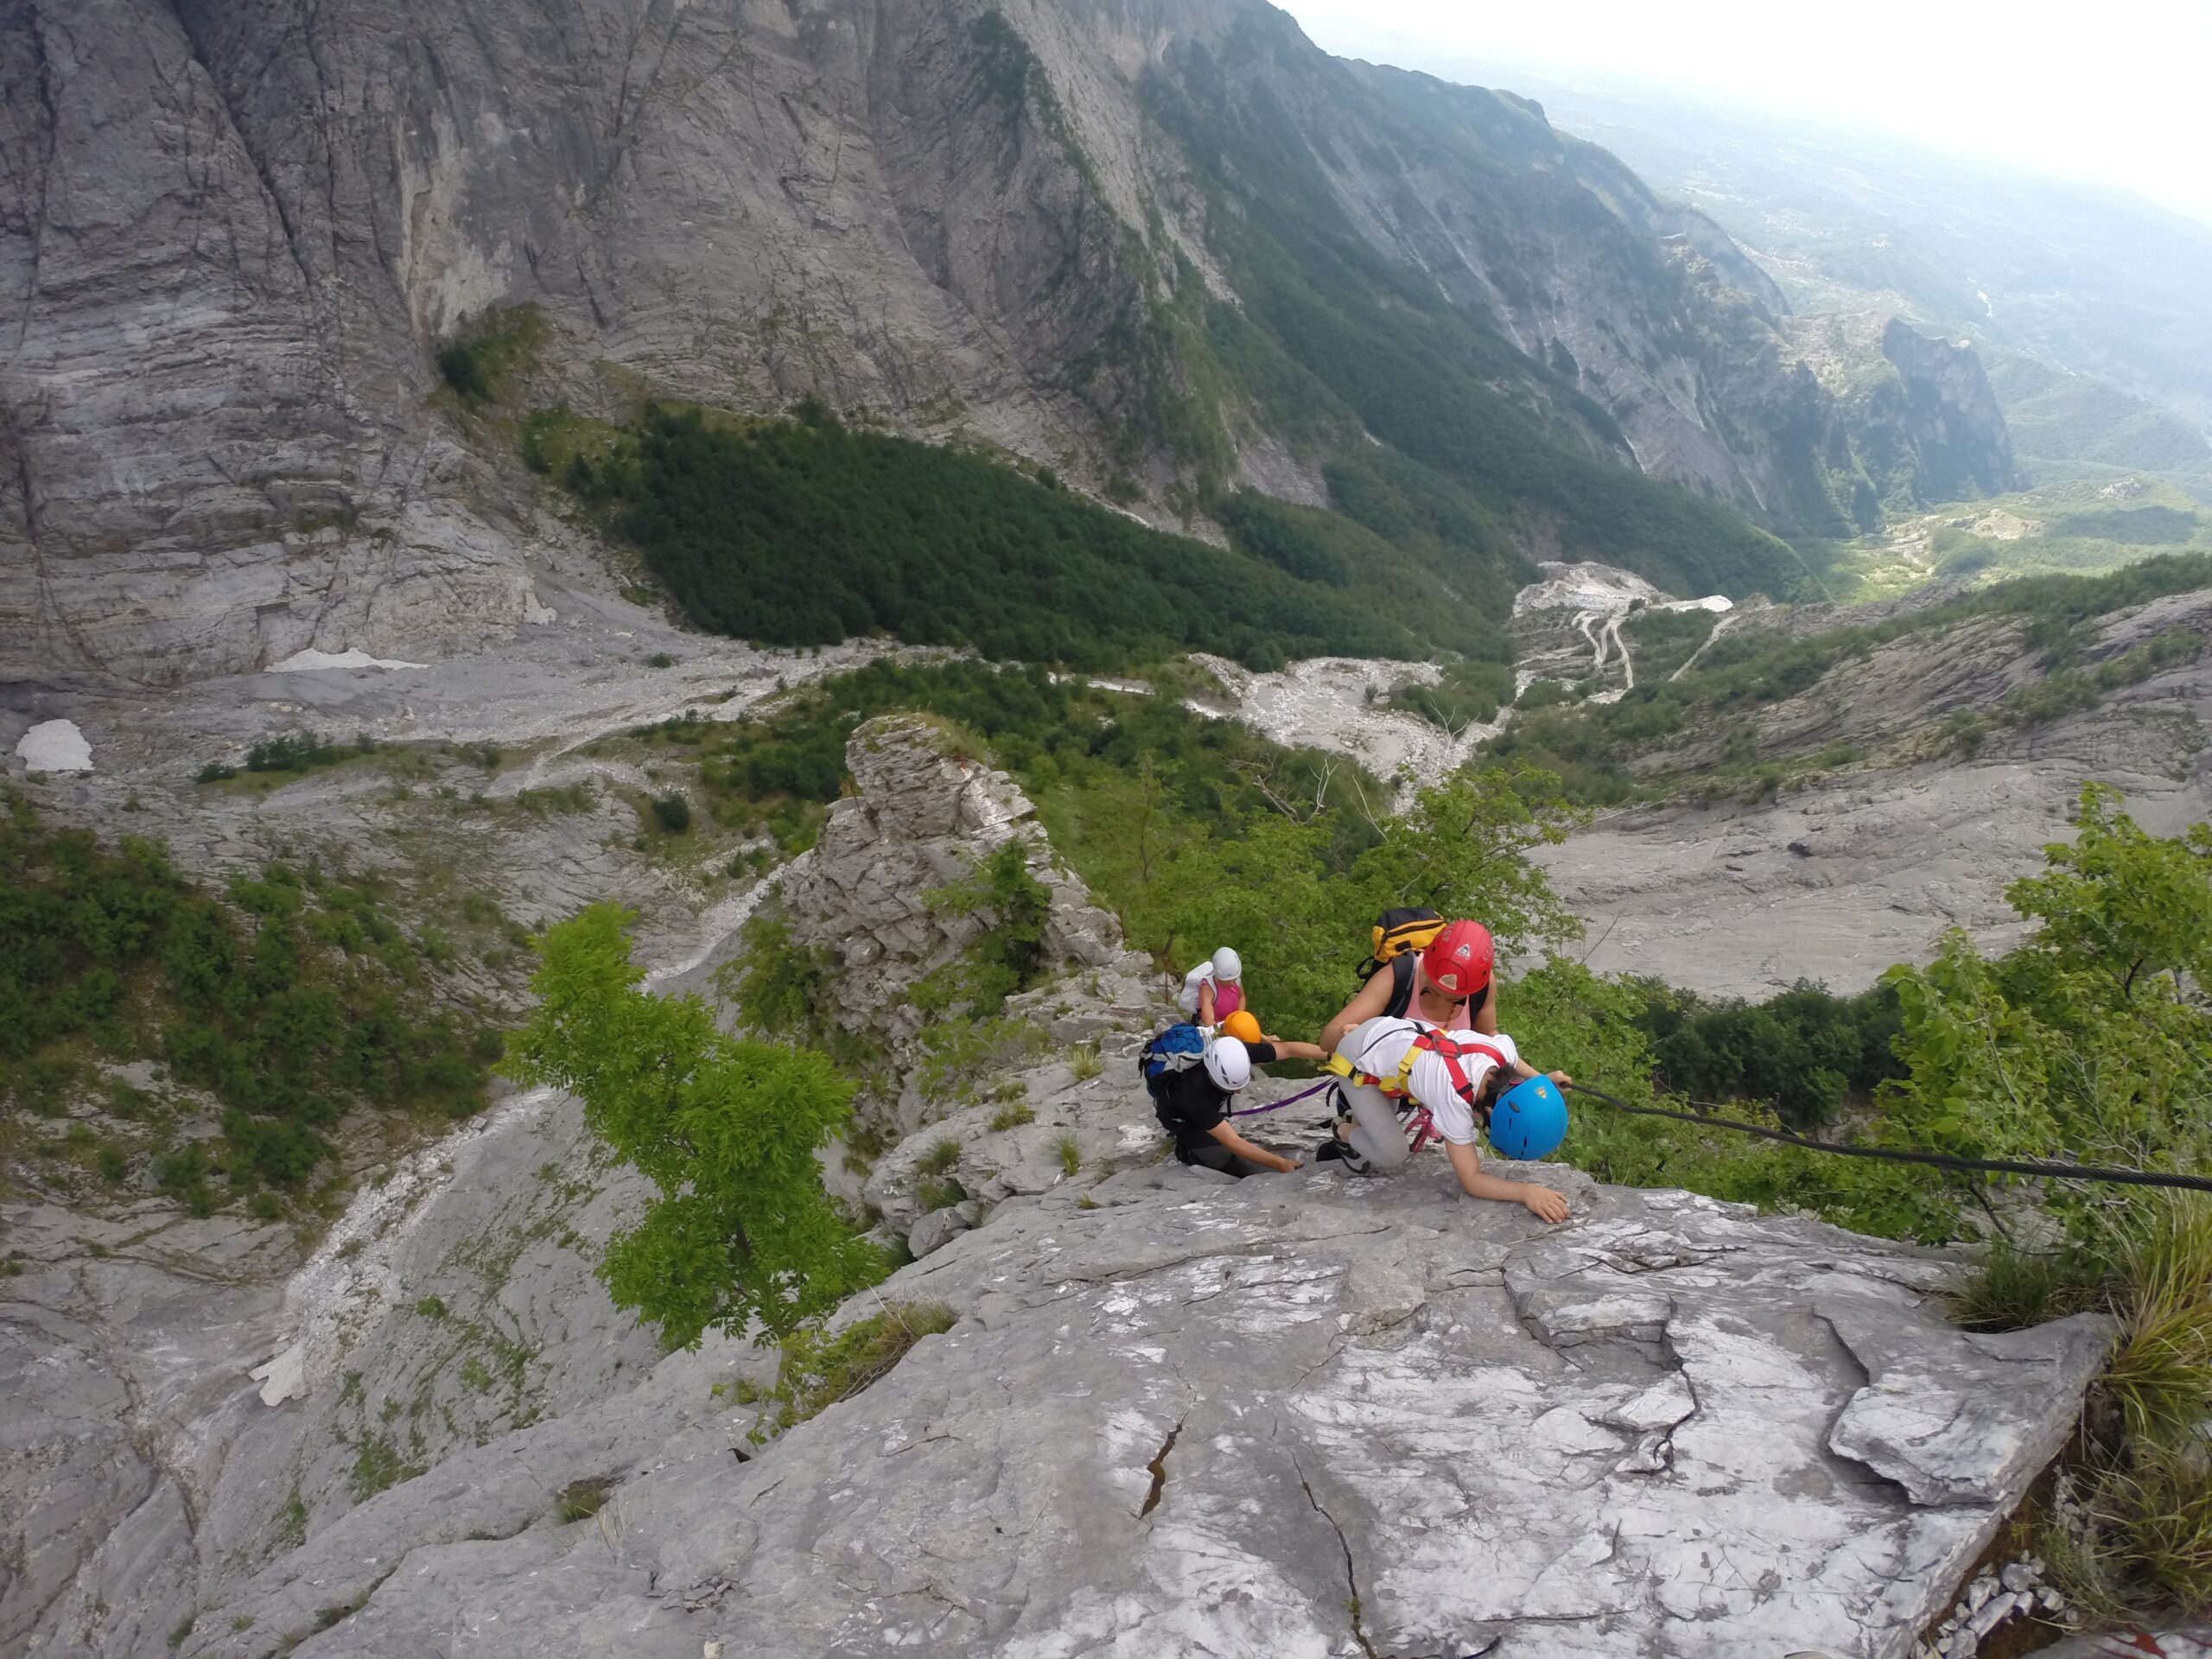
[{"xmin": 1179, "ymin": 1142, "xmax": 1274, "ymax": 1179}]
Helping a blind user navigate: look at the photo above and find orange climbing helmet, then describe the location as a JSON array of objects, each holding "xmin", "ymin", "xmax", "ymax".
[{"xmin": 1221, "ymin": 1010, "xmax": 1263, "ymax": 1045}]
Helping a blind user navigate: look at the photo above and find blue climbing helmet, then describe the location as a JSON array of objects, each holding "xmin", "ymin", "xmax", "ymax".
[{"xmin": 1487, "ymin": 1074, "xmax": 1568, "ymax": 1160}]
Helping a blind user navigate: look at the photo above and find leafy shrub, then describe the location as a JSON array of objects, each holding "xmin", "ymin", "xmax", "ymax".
[
  {"xmin": 651, "ymin": 793, "xmax": 692, "ymax": 834},
  {"xmin": 1625, "ymin": 977, "xmax": 1904, "ymax": 1128},
  {"xmin": 505, "ymin": 903, "xmax": 883, "ymax": 1346},
  {"xmin": 438, "ymin": 343, "xmax": 492, "ymax": 403}
]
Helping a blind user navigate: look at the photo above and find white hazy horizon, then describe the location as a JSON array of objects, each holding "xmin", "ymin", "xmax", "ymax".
[{"xmin": 1281, "ymin": 1, "xmax": 2212, "ymax": 231}]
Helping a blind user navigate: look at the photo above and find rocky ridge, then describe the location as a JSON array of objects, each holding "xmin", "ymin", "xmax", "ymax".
[
  {"xmin": 2, "ymin": 689, "xmax": 2132, "ymax": 1658},
  {"xmin": 186, "ymin": 1162, "xmax": 2111, "ymax": 1659}
]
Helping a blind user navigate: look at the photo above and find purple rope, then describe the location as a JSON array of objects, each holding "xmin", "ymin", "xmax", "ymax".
[{"xmin": 1229, "ymin": 1077, "xmax": 1336, "ymax": 1118}]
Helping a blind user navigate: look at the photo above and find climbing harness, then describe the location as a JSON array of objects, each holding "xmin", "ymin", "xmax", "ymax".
[
  {"xmin": 1567, "ymin": 1082, "xmax": 2212, "ymax": 1194},
  {"xmin": 1324, "ymin": 1022, "xmax": 1510, "ymax": 1117}
]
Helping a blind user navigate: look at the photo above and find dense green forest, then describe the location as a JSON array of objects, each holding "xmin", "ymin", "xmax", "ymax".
[
  {"xmin": 565, "ymin": 406, "xmax": 1522, "ymax": 672},
  {"xmin": 0, "ymin": 795, "xmax": 499, "ymax": 1211}
]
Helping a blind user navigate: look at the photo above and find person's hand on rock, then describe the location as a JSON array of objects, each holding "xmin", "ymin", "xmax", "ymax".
[{"xmin": 1520, "ymin": 1183, "xmax": 1570, "ymax": 1224}]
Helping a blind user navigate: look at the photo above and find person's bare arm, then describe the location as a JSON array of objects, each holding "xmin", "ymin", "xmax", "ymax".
[
  {"xmin": 1197, "ymin": 977, "xmax": 1217, "ymax": 1027},
  {"xmin": 1319, "ymin": 975, "xmax": 1388, "ymax": 1052},
  {"xmin": 1443, "ymin": 1139, "xmax": 1569, "ymax": 1222},
  {"xmin": 1474, "ymin": 989, "xmax": 1499, "ymax": 1037},
  {"xmin": 1262, "ymin": 1039, "xmax": 1330, "ymax": 1063},
  {"xmin": 1207, "ymin": 1119, "xmax": 1300, "ymax": 1173}
]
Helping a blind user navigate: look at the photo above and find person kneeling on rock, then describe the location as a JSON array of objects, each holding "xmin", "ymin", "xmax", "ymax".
[
  {"xmin": 1147, "ymin": 1032, "xmax": 1329, "ymax": 1179},
  {"xmin": 1314, "ymin": 1015, "xmax": 1573, "ymax": 1224}
]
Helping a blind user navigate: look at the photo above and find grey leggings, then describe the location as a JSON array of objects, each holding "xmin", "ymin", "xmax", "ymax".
[{"xmin": 1340, "ymin": 1081, "xmax": 1413, "ymax": 1170}]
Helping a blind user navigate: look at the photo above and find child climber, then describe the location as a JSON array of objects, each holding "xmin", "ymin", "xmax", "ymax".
[
  {"xmin": 1315, "ymin": 1010, "xmax": 1573, "ymax": 1224},
  {"xmin": 1177, "ymin": 946, "xmax": 1246, "ymax": 1027},
  {"xmin": 1152, "ymin": 1033, "xmax": 1331, "ymax": 1178}
]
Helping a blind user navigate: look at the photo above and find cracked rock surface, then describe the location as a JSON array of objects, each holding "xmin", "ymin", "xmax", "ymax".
[{"xmin": 193, "ymin": 1163, "xmax": 2108, "ymax": 1659}]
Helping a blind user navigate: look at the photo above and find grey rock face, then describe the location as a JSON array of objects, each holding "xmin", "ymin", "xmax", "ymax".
[
  {"xmin": 192, "ymin": 1167, "xmax": 2109, "ymax": 1659},
  {"xmin": 2, "ymin": 0, "xmax": 2016, "ymax": 688},
  {"xmin": 772, "ymin": 712, "xmax": 1158, "ymax": 1144}
]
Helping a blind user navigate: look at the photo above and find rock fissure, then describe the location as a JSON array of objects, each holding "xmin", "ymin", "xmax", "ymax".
[
  {"xmin": 1294, "ymin": 1459, "xmax": 1381, "ymax": 1659},
  {"xmin": 1136, "ymin": 1421, "xmax": 1181, "ymax": 1520}
]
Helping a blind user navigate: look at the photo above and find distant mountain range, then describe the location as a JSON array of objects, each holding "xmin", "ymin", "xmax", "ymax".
[{"xmin": 1301, "ymin": 47, "xmax": 2212, "ymax": 499}]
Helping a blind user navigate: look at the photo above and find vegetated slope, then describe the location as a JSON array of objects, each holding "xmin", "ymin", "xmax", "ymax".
[
  {"xmin": 6, "ymin": 0, "xmax": 2009, "ymax": 684},
  {"xmin": 569, "ymin": 405, "xmax": 1505, "ymax": 670},
  {"xmin": 0, "ymin": 794, "xmax": 500, "ymax": 1212},
  {"xmin": 1984, "ymin": 353, "xmax": 2212, "ymax": 501},
  {"xmin": 1490, "ymin": 555, "xmax": 2212, "ymax": 802}
]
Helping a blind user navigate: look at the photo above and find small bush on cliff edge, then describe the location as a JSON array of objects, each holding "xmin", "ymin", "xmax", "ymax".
[{"xmin": 505, "ymin": 902, "xmax": 883, "ymax": 1346}]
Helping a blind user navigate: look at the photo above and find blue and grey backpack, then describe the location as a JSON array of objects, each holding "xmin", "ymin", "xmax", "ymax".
[{"xmin": 1137, "ymin": 1024, "xmax": 1209, "ymax": 1128}]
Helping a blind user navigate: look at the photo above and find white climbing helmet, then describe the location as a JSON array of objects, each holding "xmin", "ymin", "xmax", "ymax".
[
  {"xmin": 1211, "ymin": 946, "xmax": 1243, "ymax": 983},
  {"xmin": 1204, "ymin": 1036, "xmax": 1251, "ymax": 1092}
]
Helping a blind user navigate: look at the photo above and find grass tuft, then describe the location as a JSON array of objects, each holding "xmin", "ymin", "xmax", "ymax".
[
  {"xmin": 916, "ymin": 1136, "xmax": 962, "ymax": 1178},
  {"xmin": 556, "ymin": 1478, "xmax": 609, "ymax": 1523},
  {"xmin": 746, "ymin": 1302, "xmax": 957, "ymax": 1443},
  {"xmin": 2104, "ymin": 1195, "xmax": 2212, "ymax": 1449},
  {"xmin": 1947, "ymin": 1240, "xmax": 2103, "ymax": 1332},
  {"xmin": 1053, "ymin": 1133, "xmax": 1082, "ymax": 1178}
]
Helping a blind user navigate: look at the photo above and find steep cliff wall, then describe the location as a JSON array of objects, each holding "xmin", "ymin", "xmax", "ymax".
[{"xmin": 1, "ymin": 0, "xmax": 2015, "ymax": 687}]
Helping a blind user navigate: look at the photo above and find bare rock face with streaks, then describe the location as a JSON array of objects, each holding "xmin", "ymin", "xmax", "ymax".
[
  {"xmin": 1, "ymin": 0, "xmax": 2017, "ymax": 688},
  {"xmin": 186, "ymin": 1163, "xmax": 2110, "ymax": 1659}
]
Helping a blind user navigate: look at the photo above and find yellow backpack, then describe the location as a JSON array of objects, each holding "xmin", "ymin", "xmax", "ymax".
[{"xmin": 1358, "ymin": 908, "xmax": 1445, "ymax": 1017}]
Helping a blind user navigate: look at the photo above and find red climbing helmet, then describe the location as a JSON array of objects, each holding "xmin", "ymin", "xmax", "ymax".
[{"xmin": 1421, "ymin": 919, "xmax": 1494, "ymax": 1001}]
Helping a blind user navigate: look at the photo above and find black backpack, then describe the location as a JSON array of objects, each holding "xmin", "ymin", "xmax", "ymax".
[
  {"xmin": 1137, "ymin": 1024, "xmax": 1209, "ymax": 1133},
  {"xmin": 1356, "ymin": 908, "xmax": 1445, "ymax": 1020}
]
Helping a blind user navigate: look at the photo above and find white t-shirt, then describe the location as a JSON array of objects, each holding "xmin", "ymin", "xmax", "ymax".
[{"xmin": 1337, "ymin": 1016, "xmax": 1520, "ymax": 1145}]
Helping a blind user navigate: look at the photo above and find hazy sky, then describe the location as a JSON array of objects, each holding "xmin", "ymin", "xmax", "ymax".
[{"xmin": 1281, "ymin": 1, "xmax": 2212, "ymax": 227}]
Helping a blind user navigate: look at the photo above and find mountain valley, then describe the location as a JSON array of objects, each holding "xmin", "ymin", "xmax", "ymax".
[{"xmin": 3, "ymin": 3, "xmax": 2209, "ymax": 1656}]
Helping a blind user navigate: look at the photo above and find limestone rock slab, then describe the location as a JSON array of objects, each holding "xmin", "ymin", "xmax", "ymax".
[{"xmin": 197, "ymin": 1173, "xmax": 2109, "ymax": 1659}]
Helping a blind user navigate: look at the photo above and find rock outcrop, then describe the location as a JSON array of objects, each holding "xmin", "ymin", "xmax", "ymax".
[
  {"xmin": 776, "ymin": 713, "xmax": 1140, "ymax": 1053},
  {"xmin": 766, "ymin": 713, "xmax": 1162, "ymax": 1164},
  {"xmin": 186, "ymin": 1162, "xmax": 2111, "ymax": 1659}
]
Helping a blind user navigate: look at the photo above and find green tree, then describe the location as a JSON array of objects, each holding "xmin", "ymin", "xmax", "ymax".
[
  {"xmin": 505, "ymin": 903, "xmax": 880, "ymax": 1346},
  {"xmin": 1878, "ymin": 786, "xmax": 2212, "ymax": 1246}
]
